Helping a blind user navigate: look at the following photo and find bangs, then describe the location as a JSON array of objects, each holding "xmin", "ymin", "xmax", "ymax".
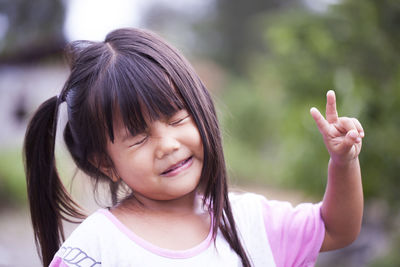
[{"xmin": 95, "ymin": 52, "xmax": 185, "ymax": 142}]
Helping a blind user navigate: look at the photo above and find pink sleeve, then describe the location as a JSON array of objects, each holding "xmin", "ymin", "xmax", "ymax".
[
  {"xmin": 262, "ymin": 199, "xmax": 325, "ymax": 267},
  {"xmin": 49, "ymin": 256, "xmax": 69, "ymax": 267}
]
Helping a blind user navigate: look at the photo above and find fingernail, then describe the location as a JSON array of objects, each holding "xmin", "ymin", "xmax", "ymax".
[
  {"xmin": 360, "ymin": 132, "xmax": 365, "ymax": 137},
  {"xmin": 356, "ymin": 137, "xmax": 361, "ymax": 143}
]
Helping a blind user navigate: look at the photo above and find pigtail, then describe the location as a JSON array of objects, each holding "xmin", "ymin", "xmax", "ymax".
[{"xmin": 23, "ymin": 96, "xmax": 85, "ymax": 266}]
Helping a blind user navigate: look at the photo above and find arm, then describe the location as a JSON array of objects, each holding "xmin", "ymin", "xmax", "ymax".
[{"xmin": 310, "ymin": 90, "xmax": 364, "ymax": 251}]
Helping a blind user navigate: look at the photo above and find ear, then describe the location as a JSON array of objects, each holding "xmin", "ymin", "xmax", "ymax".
[
  {"xmin": 90, "ymin": 156, "xmax": 120, "ymax": 183},
  {"xmin": 100, "ymin": 166, "xmax": 120, "ymax": 183}
]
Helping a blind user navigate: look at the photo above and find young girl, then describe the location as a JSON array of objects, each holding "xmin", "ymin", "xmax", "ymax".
[{"xmin": 24, "ymin": 28, "xmax": 364, "ymax": 267}]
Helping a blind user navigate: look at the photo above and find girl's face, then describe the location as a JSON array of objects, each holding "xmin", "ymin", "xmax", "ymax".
[{"xmin": 106, "ymin": 109, "xmax": 204, "ymax": 203}]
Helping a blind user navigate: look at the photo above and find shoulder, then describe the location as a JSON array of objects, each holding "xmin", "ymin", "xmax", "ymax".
[
  {"xmin": 228, "ymin": 191, "xmax": 286, "ymax": 217},
  {"xmin": 228, "ymin": 191, "xmax": 266, "ymax": 208},
  {"xmin": 262, "ymin": 198, "xmax": 324, "ymax": 232},
  {"xmin": 227, "ymin": 192, "xmax": 267, "ymax": 230},
  {"xmin": 228, "ymin": 191, "xmax": 323, "ymax": 224},
  {"xmin": 227, "ymin": 192, "xmax": 319, "ymax": 228},
  {"xmin": 65, "ymin": 210, "xmax": 110, "ymax": 242},
  {"xmin": 50, "ymin": 210, "xmax": 111, "ymax": 267}
]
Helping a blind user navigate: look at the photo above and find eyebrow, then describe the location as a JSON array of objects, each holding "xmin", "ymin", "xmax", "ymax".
[{"xmin": 119, "ymin": 129, "xmax": 145, "ymax": 143}]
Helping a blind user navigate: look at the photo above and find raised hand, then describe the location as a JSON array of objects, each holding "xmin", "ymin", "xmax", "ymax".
[{"xmin": 310, "ymin": 90, "xmax": 364, "ymax": 165}]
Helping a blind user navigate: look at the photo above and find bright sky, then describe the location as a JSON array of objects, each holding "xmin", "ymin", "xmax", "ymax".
[
  {"xmin": 63, "ymin": 0, "xmax": 338, "ymax": 42},
  {"xmin": 64, "ymin": 0, "xmax": 142, "ymax": 41},
  {"xmin": 63, "ymin": 0, "xmax": 213, "ymax": 42}
]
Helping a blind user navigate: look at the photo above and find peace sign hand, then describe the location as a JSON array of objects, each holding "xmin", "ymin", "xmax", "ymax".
[{"xmin": 310, "ymin": 90, "xmax": 364, "ymax": 165}]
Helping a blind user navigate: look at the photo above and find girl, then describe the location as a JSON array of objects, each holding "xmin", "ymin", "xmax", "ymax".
[{"xmin": 24, "ymin": 28, "xmax": 364, "ymax": 267}]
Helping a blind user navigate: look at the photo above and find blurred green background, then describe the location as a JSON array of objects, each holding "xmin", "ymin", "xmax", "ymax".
[{"xmin": 0, "ymin": 0, "xmax": 399, "ymax": 266}]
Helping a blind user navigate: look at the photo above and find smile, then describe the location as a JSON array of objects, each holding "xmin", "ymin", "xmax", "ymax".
[{"xmin": 161, "ymin": 156, "xmax": 193, "ymax": 177}]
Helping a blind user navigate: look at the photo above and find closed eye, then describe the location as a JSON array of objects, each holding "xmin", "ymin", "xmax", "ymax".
[
  {"xmin": 170, "ymin": 116, "xmax": 189, "ymax": 125},
  {"xmin": 168, "ymin": 109, "xmax": 191, "ymax": 125},
  {"xmin": 170, "ymin": 114, "xmax": 190, "ymax": 125},
  {"xmin": 129, "ymin": 135, "xmax": 148, "ymax": 147}
]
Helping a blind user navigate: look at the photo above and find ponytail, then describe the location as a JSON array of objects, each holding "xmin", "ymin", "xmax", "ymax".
[{"xmin": 23, "ymin": 96, "xmax": 85, "ymax": 266}]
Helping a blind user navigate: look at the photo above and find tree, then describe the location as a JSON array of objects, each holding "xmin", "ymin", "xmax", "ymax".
[
  {"xmin": 218, "ymin": 0, "xmax": 400, "ymax": 209},
  {"xmin": 0, "ymin": 0, "xmax": 66, "ymax": 63}
]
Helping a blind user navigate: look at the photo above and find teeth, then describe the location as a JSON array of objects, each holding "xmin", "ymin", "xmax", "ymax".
[
  {"xmin": 163, "ymin": 157, "xmax": 190, "ymax": 174},
  {"xmin": 176, "ymin": 161, "xmax": 185, "ymax": 168},
  {"xmin": 169, "ymin": 161, "xmax": 184, "ymax": 171}
]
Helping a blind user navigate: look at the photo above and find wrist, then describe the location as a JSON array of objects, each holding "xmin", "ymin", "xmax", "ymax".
[{"xmin": 329, "ymin": 156, "xmax": 359, "ymax": 168}]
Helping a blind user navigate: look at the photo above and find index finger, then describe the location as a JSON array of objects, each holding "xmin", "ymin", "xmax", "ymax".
[
  {"xmin": 326, "ymin": 90, "xmax": 338, "ymax": 123},
  {"xmin": 310, "ymin": 107, "xmax": 330, "ymax": 135}
]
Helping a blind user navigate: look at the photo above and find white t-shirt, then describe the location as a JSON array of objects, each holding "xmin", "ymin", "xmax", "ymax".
[{"xmin": 50, "ymin": 193, "xmax": 325, "ymax": 267}]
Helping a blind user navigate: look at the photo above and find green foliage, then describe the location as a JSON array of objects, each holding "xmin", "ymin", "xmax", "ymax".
[
  {"xmin": 0, "ymin": 147, "xmax": 26, "ymax": 206},
  {"xmin": 0, "ymin": 0, "xmax": 66, "ymax": 61},
  {"xmin": 196, "ymin": 0, "xmax": 300, "ymax": 74},
  {"xmin": 219, "ymin": 77, "xmax": 282, "ymax": 184},
  {"xmin": 218, "ymin": 0, "xmax": 400, "ymax": 205}
]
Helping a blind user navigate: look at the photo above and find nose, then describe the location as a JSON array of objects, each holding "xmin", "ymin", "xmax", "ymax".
[
  {"xmin": 155, "ymin": 136, "xmax": 180, "ymax": 159},
  {"xmin": 154, "ymin": 125, "xmax": 180, "ymax": 159}
]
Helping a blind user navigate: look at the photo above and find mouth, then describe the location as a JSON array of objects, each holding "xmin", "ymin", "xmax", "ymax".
[{"xmin": 161, "ymin": 156, "xmax": 193, "ymax": 177}]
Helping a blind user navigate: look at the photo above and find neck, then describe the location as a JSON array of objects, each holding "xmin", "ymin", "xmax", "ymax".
[{"xmin": 116, "ymin": 190, "xmax": 205, "ymax": 216}]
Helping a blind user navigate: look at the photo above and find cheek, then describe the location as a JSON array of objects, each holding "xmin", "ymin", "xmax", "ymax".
[
  {"xmin": 191, "ymin": 128, "xmax": 204, "ymax": 160},
  {"xmin": 113, "ymin": 149, "xmax": 153, "ymax": 178}
]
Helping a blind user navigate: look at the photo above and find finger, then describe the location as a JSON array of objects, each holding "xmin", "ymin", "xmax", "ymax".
[
  {"xmin": 339, "ymin": 129, "xmax": 361, "ymax": 152},
  {"xmin": 326, "ymin": 90, "xmax": 338, "ymax": 123},
  {"xmin": 310, "ymin": 107, "xmax": 330, "ymax": 135},
  {"xmin": 337, "ymin": 117, "xmax": 358, "ymax": 133},
  {"xmin": 338, "ymin": 117, "xmax": 363, "ymax": 143},
  {"xmin": 352, "ymin": 118, "xmax": 365, "ymax": 138}
]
